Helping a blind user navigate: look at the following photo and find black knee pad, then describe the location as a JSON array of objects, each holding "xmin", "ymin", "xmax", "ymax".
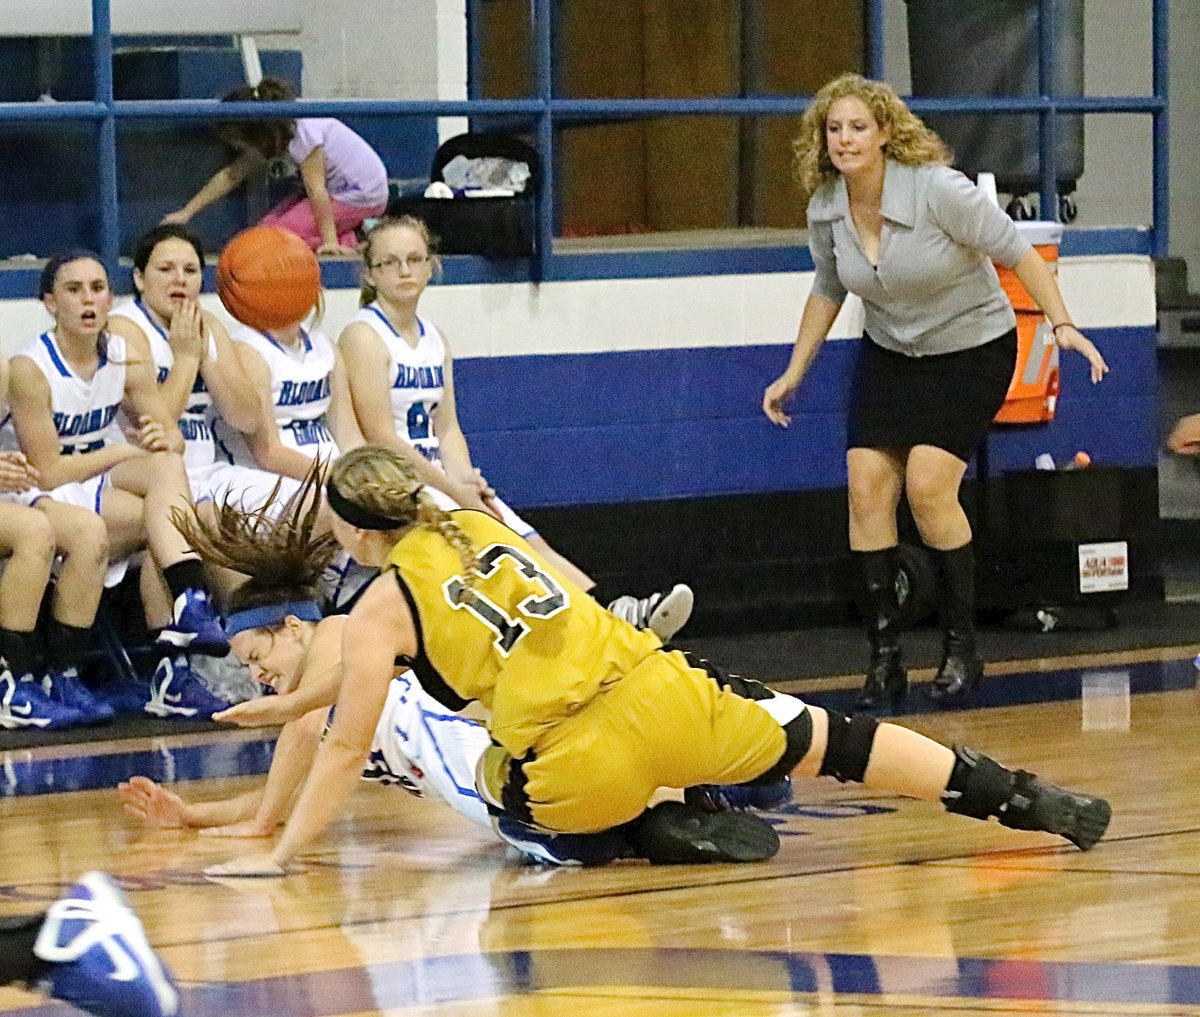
[{"xmin": 818, "ymin": 710, "xmax": 879, "ymax": 784}]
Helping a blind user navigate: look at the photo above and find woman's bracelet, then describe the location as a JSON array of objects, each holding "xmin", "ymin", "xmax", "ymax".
[{"xmin": 1051, "ymin": 322, "xmax": 1076, "ymax": 335}]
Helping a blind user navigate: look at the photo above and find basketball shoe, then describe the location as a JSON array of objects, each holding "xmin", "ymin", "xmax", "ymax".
[
  {"xmin": 0, "ymin": 672, "xmax": 85, "ymax": 730},
  {"xmin": 629, "ymin": 800, "xmax": 780, "ymax": 863},
  {"xmin": 606, "ymin": 583, "xmax": 694, "ymax": 641},
  {"xmin": 43, "ymin": 667, "xmax": 116, "ymax": 724},
  {"xmin": 155, "ymin": 588, "xmax": 229, "ymax": 657},
  {"xmin": 93, "ymin": 680, "xmax": 152, "ymax": 715},
  {"xmin": 493, "ymin": 815, "xmax": 629, "ymax": 867},
  {"xmin": 144, "ymin": 654, "xmax": 234, "ymax": 720},
  {"xmin": 35, "ymin": 871, "xmax": 179, "ymax": 1017},
  {"xmin": 684, "ymin": 776, "xmax": 794, "ymax": 814},
  {"xmin": 942, "ymin": 745, "xmax": 1113, "ymax": 851}
]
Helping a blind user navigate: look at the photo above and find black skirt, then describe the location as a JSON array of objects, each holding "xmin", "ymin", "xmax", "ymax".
[{"xmin": 847, "ymin": 329, "xmax": 1018, "ymax": 462}]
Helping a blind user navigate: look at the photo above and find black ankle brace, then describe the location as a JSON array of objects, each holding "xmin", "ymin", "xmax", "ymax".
[{"xmin": 941, "ymin": 745, "xmax": 1018, "ymax": 819}]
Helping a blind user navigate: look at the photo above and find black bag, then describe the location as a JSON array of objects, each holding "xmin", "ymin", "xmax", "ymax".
[
  {"xmin": 906, "ymin": 0, "xmax": 1084, "ymax": 196},
  {"xmin": 387, "ymin": 132, "xmax": 539, "ymax": 259}
]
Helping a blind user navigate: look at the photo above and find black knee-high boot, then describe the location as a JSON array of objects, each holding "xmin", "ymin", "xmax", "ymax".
[
  {"xmin": 853, "ymin": 548, "xmax": 908, "ymax": 712},
  {"xmin": 927, "ymin": 543, "xmax": 984, "ymax": 702}
]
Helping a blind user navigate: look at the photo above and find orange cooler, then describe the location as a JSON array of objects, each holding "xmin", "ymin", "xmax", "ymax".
[{"xmin": 994, "ymin": 220, "xmax": 1063, "ymax": 424}]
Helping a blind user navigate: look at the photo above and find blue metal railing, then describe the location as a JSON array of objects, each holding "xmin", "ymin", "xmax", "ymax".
[{"xmin": 1, "ymin": 0, "xmax": 1174, "ymax": 277}]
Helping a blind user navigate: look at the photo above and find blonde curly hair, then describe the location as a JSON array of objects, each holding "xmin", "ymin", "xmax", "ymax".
[{"xmin": 792, "ymin": 73, "xmax": 951, "ymax": 208}]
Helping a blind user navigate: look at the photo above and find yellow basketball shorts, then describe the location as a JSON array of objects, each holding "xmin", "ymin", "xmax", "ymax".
[{"xmin": 479, "ymin": 648, "xmax": 809, "ymax": 834}]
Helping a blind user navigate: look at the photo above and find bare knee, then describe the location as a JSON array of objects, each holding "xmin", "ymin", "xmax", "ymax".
[
  {"xmin": 58, "ymin": 512, "xmax": 110, "ymax": 569},
  {"xmin": 905, "ymin": 471, "xmax": 965, "ymax": 534},
  {"xmin": 7, "ymin": 512, "xmax": 56, "ymax": 568},
  {"xmin": 147, "ymin": 450, "xmax": 189, "ymax": 485},
  {"xmin": 905, "ymin": 470, "xmax": 951, "ymax": 519},
  {"xmin": 847, "ymin": 456, "xmax": 902, "ymax": 535}
]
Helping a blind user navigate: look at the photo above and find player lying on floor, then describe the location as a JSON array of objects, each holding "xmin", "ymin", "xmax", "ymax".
[
  {"xmin": 167, "ymin": 449, "xmax": 1111, "ymax": 879},
  {"xmin": 120, "ymin": 487, "xmax": 786, "ymax": 866}
]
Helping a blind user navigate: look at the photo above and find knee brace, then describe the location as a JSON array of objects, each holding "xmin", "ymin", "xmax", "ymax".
[{"xmin": 818, "ymin": 710, "xmax": 880, "ymax": 784}]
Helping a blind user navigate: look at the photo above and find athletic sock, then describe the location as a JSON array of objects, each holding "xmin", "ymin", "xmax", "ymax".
[
  {"xmin": 0, "ymin": 628, "xmax": 44, "ymax": 678},
  {"xmin": 0, "ymin": 914, "xmax": 47, "ymax": 985},
  {"xmin": 162, "ymin": 560, "xmax": 207, "ymax": 604},
  {"xmin": 43, "ymin": 620, "xmax": 93, "ymax": 673}
]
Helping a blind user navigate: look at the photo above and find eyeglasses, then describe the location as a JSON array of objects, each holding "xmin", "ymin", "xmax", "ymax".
[{"xmin": 369, "ymin": 254, "xmax": 431, "ymax": 272}]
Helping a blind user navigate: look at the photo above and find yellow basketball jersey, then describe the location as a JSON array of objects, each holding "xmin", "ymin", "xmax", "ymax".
[{"xmin": 385, "ymin": 511, "xmax": 663, "ymax": 757}]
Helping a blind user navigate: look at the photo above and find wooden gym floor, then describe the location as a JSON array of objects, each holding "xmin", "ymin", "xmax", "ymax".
[{"xmin": 1, "ymin": 636, "xmax": 1199, "ymax": 1016}]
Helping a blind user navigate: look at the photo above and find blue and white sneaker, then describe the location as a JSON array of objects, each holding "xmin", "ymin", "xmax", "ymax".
[
  {"xmin": 93, "ymin": 680, "xmax": 153, "ymax": 716},
  {"xmin": 156, "ymin": 588, "xmax": 230, "ymax": 657},
  {"xmin": 43, "ymin": 668, "xmax": 116, "ymax": 725},
  {"xmin": 684, "ymin": 777, "xmax": 794, "ymax": 814},
  {"xmin": 144, "ymin": 654, "xmax": 233, "ymax": 720},
  {"xmin": 35, "ymin": 871, "xmax": 179, "ymax": 1017},
  {"xmin": 493, "ymin": 814, "xmax": 628, "ymax": 867},
  {"xmin": 0, "ymin": 672, "xmax": 86, "ymax": 730}
]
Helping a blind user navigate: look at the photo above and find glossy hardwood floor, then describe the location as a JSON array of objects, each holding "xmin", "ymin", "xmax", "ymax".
[{"xmin": 1, "ymin": 647, "xmax": 1198, "ymax": 1016}]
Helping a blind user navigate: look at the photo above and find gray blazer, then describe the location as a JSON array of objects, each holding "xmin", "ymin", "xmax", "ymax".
[{"xmin": 807, "ymin": 160, "xmax": 1031, "ymax": 357}]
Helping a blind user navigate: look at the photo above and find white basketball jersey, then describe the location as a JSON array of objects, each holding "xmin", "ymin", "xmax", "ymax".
[
  {"xmin": 361, "ymin": 670, "xmax": 491, "ymax": 829},
  {"xmin": 109, "ymin": 299, "xmax": 216, "ymax": 469},
  {"xmin": 349, "ymin": 304, "xmax": 444, "ymax": 463},
  {"xmin": 3, "ymin": 330, "xmax": 127, "ymax": 455},
  {"xmin": 224, "ymin": 323, "xmax": 338, "ymax": 463}
]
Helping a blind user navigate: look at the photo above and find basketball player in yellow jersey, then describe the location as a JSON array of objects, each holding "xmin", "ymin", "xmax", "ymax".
[{"xmin": 205, "ymin": 445, "xmax": 1111, "ymax": 878}]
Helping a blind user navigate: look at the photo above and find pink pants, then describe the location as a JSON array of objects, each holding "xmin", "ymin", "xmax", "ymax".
[{"xmin": 259, "ymin": 195, "xmax": 388, "ymax": 249}]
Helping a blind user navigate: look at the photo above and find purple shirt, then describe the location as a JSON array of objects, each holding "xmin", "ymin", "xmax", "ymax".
[{"xmin": 288, "ymin": 118, "xmax": 388, "ymax": 208}]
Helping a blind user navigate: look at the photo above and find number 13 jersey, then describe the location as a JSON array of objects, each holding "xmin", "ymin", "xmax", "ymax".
[{"xmin": 386, "ymin": 510, "xmax": 662, "ymax": 759}]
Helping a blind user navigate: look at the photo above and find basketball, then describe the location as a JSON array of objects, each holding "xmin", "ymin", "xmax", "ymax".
[{"xmin": 216, "ymin": 225, "xmax": 321, "ymax": 330}]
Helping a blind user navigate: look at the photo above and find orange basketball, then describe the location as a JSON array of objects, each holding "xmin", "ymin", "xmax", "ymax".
[{"xmin": 216, "ymin": 225, "xmax": 321, "ymax": 330}]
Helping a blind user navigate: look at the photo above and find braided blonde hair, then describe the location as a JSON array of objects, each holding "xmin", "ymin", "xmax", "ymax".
[
  {"xmin": 328, "ymin": 444, "xmax": 482, "ymax": 600},
  {"xmin": 792, "ymin": 73, "xmax": 951, "ymax": 209}
]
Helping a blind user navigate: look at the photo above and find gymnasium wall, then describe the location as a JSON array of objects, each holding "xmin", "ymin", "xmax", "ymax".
[{"xmin": 0, "ymin": 251, "xmax": 1156, "ymax": 507}]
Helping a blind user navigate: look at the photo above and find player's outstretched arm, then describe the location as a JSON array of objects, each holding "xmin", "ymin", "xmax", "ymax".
[
  {"xmin": 206, "ymin": 576, "xmax": 415, "ymax": 876},
  {"xmin": 119, "ymin": 775, "xmax": 264, "ymax": 830}
]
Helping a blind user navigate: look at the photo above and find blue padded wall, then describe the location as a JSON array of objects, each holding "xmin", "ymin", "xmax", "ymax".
[{"xmin": 457, "ymin": 325, "xmax": 1158, "ymax": 509}]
